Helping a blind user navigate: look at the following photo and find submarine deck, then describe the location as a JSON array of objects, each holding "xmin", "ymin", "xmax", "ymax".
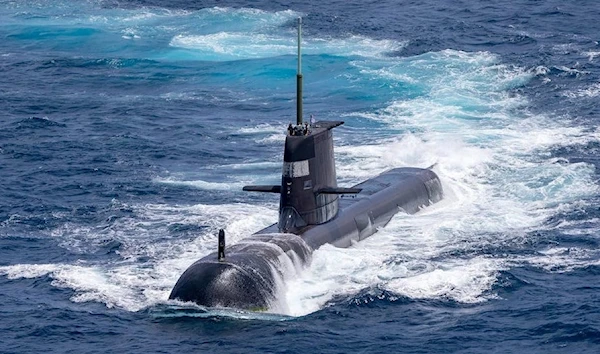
[{"xmin": 256, "ymin": 167, "xmax": 442, "ymax": 249}]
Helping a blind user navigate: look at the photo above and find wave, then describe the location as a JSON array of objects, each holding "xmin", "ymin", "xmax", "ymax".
[
  {"xmin": 1, "ymin": 1, "xmax": 404, "ymax": 61},
  {"xmin": 169, "ymin": 32, "xmax": 405, "ymax": 61}
]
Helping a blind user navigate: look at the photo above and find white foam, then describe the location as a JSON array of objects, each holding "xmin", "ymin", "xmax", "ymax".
[
  {"xmin": 154, "ymin": 159, "xmax": 282, "ymax": 190},
  {"xmin": 583, "ymin": 51, "xmax": 600, "ymax": 62},
  {"xmin": 554, "ymin": 65, "xmax": 590, "ymax": 77},
  {"xmin": 239, "ymin": 123, "xmax": 284, "ymax": 134},
  {"xmin": 0, "ymin": 263, "xmax": 157, "ymax": 311},
  {"xmin": 523, "ymin": 247, "xmax": 600, "ymax": 273},
  {"xmin": 256, "ymin": 133, "xmax": 286, "ymax": 145},
  {"xmin": 385, "ymin": 257, "xmax": 504, "ymax": 303},
  {"xmin": 238, "ymin": 124, "xmax": 288, "ymax": 144},
  {"xmin": 236, "ymin": 235, "xmax": 312, "ymax": 314},
  {"xmin": 170, "ymin": 33, "xmax": 405, "ymax": 61},
  {"xmin": 219, "ymin": 161, "xmax": 280, "ymax": 170},
  {"xmin": 11, "ymin": 201, "xmax": 280, "ymax": 311},
  {"xmin": 155, "ymin": 177, "xmax": 247, "ymax": 191},
  {"xmin": 563, "ymin": 82, "xmax": 600, "ymax": 98},
  {"xmin": 0, "ymin": 263, "xmax": 60, "ymax": 279}
]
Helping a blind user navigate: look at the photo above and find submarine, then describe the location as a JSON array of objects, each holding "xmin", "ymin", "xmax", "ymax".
[{"xmin": 169, "ymin": 19, "xmax": 444, "ymax": 311}]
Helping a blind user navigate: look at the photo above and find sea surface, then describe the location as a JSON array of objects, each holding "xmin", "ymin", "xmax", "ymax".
[{"xmin": 1, "ymin": 0, "xmax": 600, "ymax": 353}]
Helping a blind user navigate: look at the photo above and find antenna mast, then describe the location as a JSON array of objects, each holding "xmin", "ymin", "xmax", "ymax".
[{"xmin": 296, "ymin": 17, "xmax": 303, "ymax": 126}]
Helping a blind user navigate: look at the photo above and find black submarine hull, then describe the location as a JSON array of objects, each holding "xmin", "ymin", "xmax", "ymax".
[{"xmin": 169, "ymin": 167, "xmax": 443, "ymax": 310}]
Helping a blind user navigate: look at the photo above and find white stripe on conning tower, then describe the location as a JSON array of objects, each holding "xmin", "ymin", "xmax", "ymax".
[{"xmin": 282, "ymin": 160, "xmax": 309, "ymax": 177}]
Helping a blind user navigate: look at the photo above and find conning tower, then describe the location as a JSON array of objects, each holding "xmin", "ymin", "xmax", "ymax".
[
  {"xmin": 243, "ymin": 18, "xmax": 359, "ymax": 232},
  {"xmin": 279, "ymin": 120, "xmax": 348, "ymax": 231}
]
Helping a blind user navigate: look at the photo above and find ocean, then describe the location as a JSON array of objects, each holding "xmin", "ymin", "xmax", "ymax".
[{"xmin": 1, "ymin": 0, "xmax": 599, "ymax": 352}]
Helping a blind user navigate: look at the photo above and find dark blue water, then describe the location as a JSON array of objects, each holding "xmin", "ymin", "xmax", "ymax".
[{"xmin": 1, "ymin": 0, "xmax": 600, "ymax": 352}]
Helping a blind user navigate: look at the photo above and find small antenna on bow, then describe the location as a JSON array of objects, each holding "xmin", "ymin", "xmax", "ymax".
[{"xmin": 217, "ymin": 229, "xmax": 225, "ymax": 261}]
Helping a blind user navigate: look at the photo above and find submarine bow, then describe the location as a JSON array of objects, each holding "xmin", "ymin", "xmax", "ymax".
[{"xmin": 169, "ymin": 233, "xmax": 311, "ymax": 310}]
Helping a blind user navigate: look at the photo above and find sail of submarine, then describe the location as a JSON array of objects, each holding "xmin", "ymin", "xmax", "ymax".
[{"xmin": 169, "ymin": 18, "xmax": 444, "ymax": 311}]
